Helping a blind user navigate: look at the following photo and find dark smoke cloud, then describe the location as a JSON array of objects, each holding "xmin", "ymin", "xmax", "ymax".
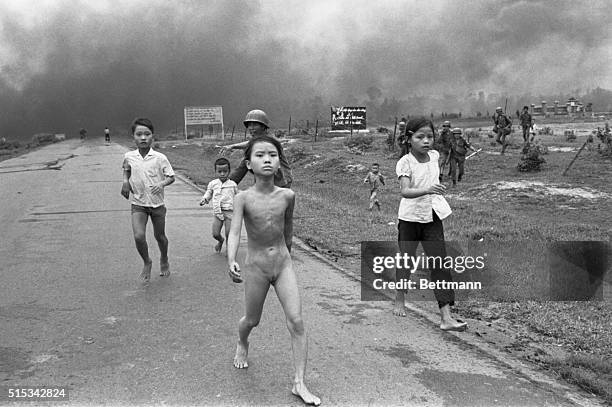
[{"xmin": 0, "ymin": 0, "xmax": 609, "ymax": 138}]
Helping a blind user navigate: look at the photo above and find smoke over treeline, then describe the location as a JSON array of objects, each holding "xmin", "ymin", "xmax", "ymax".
[{"xmin": 0, "ymin": 0, "xmax": 610, "ymax": 138}]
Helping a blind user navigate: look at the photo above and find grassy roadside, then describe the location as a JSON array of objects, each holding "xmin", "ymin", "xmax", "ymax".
[{"xmin": 121, "ymin": 128, "xmax": 612, "ymax": 403}]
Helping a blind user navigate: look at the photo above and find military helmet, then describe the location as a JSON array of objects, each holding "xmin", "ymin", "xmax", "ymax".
[
  {"xmin": 496, "ymin": 106, "xmax": 503, "ymax": 112},
  {"xmin": 452, "ymin": 127, "xmax": 462, "ymax": 134},
  {"xmin": 243, "ymin": 109, "xmax": 270, "ymax": 128},
  {"xmin": 443, "ymin": 120, "xmax": 451, "ymax": 127}
]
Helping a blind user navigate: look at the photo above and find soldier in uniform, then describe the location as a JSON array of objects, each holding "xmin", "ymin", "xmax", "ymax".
[
  {"xmin": 519, "ymin": 106, "xmax": 533, "ymax": 144},
  {"xmin": 434, "ymin": 120, "xmax": 453, "ymax": 181},
  {"xmin": 449, "ymin": 128, "xmax": 477, "ymax": 186},
  {"xmin": 396, "ymin": 117, "xmax": 408, "ymax": 155},
  {"xmin": 492, "ymin": 107, "xmax": 512, "ymax": 155}
]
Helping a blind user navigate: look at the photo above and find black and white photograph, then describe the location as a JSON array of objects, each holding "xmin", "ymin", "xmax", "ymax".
[{"xmin": 1, "ymin": 1, "xmax": 610, "ymax": 406}]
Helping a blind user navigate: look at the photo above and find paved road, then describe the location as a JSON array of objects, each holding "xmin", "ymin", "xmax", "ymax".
[{"xmin": 0, "ymin": 139, "xmax": 603, "ymax": 406}]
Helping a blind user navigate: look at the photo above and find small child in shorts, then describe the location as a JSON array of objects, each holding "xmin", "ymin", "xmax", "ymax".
[
  {"xmin": 227, "ymin": 135, "xmax": 320, "ymax": 406},
  {"xmin": 363, "ymin": 163, "xmax": 385, "ymax": 210},
  {"xmin": 200, "ymin": 157, "xmax": 238, "ymax": 253}
]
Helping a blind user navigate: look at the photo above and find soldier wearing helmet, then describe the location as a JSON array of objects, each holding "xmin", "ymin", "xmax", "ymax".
[
  {"xmin": 220, "ymin": 109, "xmax": 292, "ymax": 188},
  {"xmin": 433, "ymin": 120, "xmax": 453, "ymax": 181},
  {"xmin": 492, "ymin": 107, "xmax": 512, "ymax": 155},
  {"xmin": 519, "ymin": 106, "xmax": 533, "ymax": 144},
  {"xmin": 448, "ymin": 128, "xmax": 477, "ymax": 186}
]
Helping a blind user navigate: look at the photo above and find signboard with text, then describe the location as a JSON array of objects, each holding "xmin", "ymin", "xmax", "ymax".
[
  {"xmin": 184, "ymin": 106, "xmax": 223, "ymax": 125},
  {"xmin": 184, "ymin": 106, "xmax": 224, "ymax": 139},
  {"xmin": 331, "ymin": 106, "xmax": 367, "ymax": 130}
]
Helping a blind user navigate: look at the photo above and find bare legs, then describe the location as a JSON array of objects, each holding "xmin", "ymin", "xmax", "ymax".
[
  {"xmin": 131, "ymin": 209, "xmax": 170, "ymax": 280},
  {"xmin": 234, "ymin": 264, "xmax": 320, "ymax": 406},
  {"xmin": 212, "ymin": 217, "xmax": 232, "ymax": 253},
  {"xmin": 234, "ymin": 271, "xmax": 269, "ymax": 369}
]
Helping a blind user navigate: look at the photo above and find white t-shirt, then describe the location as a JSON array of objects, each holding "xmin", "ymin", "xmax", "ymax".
[
  {"xmin": 202, "ymin": 179, "xmax": 238, "ymax": 214},
  {"xmin": 395, "ymin": 150, "xmax": 452, "ymax": 223},
  {"xmin": 123, "ymin": 148, "xmax": 175, "ymax": 208}
]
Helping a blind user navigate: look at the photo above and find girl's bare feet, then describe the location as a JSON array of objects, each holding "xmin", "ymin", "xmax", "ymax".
[
  {"xmin": 440, "ymin": 319, "xmax": 468, "ymax": 332},
  {"xmin": 292, "ymin": 382, "xmax": 321, "ymax": 406},
  {"xmin": 160, "ymin": 259, "xmax": 170, "ymax": 277},
  {"xmin": 140, "ymin": 260, "xmax": 152, "ymax": 282},
  {"xmin": 393, "ymin": 291, "xmax": 407, "ymax": 317},
  {"xmin": 233, "ymin": 341, "xmax": 249, "ymax": 369}
]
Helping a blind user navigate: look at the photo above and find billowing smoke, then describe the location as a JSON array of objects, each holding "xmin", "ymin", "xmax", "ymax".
[{"xmin": 0, "ymin": 0, "xmax": 609, "ymax": 138}]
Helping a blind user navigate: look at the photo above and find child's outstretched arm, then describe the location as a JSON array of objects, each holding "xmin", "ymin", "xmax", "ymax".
[
  {"xmin": 120, "ymin": 158, "xmax": 132, "ymax": 199},
  {"xmin": 283, "ymin": 190, "xmax": 295, "ymax": 253},
  {"xmin": 200, "ymin": 182, "xmax": 214, "ymax": 205},
  {"xmin": 219, "ymin": 140, "xmax": 249, "ymax": 154},
  {"xmin": 227, "ymin": 193, "xmax": 245, "ymax": 282}
]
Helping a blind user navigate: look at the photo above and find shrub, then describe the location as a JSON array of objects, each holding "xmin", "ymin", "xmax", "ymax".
[
  {"xmin": 343, "ymin": 133, "xmax": 374, "ymax": 151},
  {"xmin": 285, "ymin": 144, "xmax": 309, "ymax": 163}
]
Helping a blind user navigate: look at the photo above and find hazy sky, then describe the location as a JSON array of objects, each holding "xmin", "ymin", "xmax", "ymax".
[{"xmin": 0, "ymin": 0, "xmax": 610, "ymax": 135}]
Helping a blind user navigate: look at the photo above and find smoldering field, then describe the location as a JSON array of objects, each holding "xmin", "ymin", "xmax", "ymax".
[{"xmin": 1, "ymin": 0, "xmax": 611, "ymax": 139}]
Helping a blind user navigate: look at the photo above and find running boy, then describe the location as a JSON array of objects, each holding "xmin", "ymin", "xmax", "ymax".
[
  {"xmin": 394, "ymin": 117, "xmax": 467, "ymax": 332},
  {"xmin": 363, "ymin": 163, "xmax": 385, "ymax": 210},
  {"xmin": 121, "ymin": 118, "xmax": 175, "ymax": 282},
  {"xmin": 199, "ymin": 157, "xmax": 238, "ymax": 253},
  {"xmin": 226, "ymin": 135, "xmax": 320, "ymax": 406}
]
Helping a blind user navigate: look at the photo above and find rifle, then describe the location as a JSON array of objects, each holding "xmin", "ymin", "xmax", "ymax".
[{"xmin": 465, "ymin": 148, "xmax": 482, "ymax": 160}]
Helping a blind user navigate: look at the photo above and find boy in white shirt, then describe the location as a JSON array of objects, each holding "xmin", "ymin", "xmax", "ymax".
[
  {"xmin": 200, "ymin": 157, "xmax": 238, "ymax": 253},
  {"xmin": 121, "ymin": 118, "xmax": 175, "ymax": 282}
]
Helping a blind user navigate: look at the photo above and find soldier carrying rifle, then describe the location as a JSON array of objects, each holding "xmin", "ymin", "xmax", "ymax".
[
  {"xmin": 492, "ymin": 106, "xmax": 512, "ymax": 155},
  {"xmin": 434, "ymin": 120, "xmax": 453, "ymax": 181}
]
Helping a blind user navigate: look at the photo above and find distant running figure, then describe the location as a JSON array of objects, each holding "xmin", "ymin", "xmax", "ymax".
[{"xmin": 363, "ymin": 163, "xmax": 385, "ymax": 211}]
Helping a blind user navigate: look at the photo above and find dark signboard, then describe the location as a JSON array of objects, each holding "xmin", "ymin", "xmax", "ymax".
[{"xmin": 331, "ymin": 106, "xmax": 367, "ymax": 130}]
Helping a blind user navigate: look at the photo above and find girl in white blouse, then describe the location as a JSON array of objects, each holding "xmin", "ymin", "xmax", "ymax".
[{"xmin": 394, "ymin": 117, "xmax": 467, "ymax": 332}]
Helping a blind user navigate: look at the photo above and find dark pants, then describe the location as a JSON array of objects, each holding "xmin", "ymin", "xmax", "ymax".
[
  {"xmin": 495, "ymin": 127, "xmax": 510, "ymax": 154},
  {"xmin": 449, "ymin": 155, "xmax": 465, "ymax": 184},
  {"xmin": 522, "ymin": 126, "xmax": 530, "ymax": 142},
  {"xmin": 397, "ymin": 211, "xmax": 455, "ymax": 308}
]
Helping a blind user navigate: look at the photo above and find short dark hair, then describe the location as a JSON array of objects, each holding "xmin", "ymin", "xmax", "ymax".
[
  {"xmin": 372, "ymin": 163, "xmax": 379, "ymax": 167},
  {"xmin": 131, "ymin": 118, "xmax": 154, "ymax": 134},
  {"xmin": 214, "ymin": 157, "xmax": 230, "ymax": 170},
  {"xmin": 244, "ymin": 135, "xmax": 285, "ymax": 172},
  {"xmin": 523, "ymin": 106, "xmax": 529, "ymax": 110}
]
